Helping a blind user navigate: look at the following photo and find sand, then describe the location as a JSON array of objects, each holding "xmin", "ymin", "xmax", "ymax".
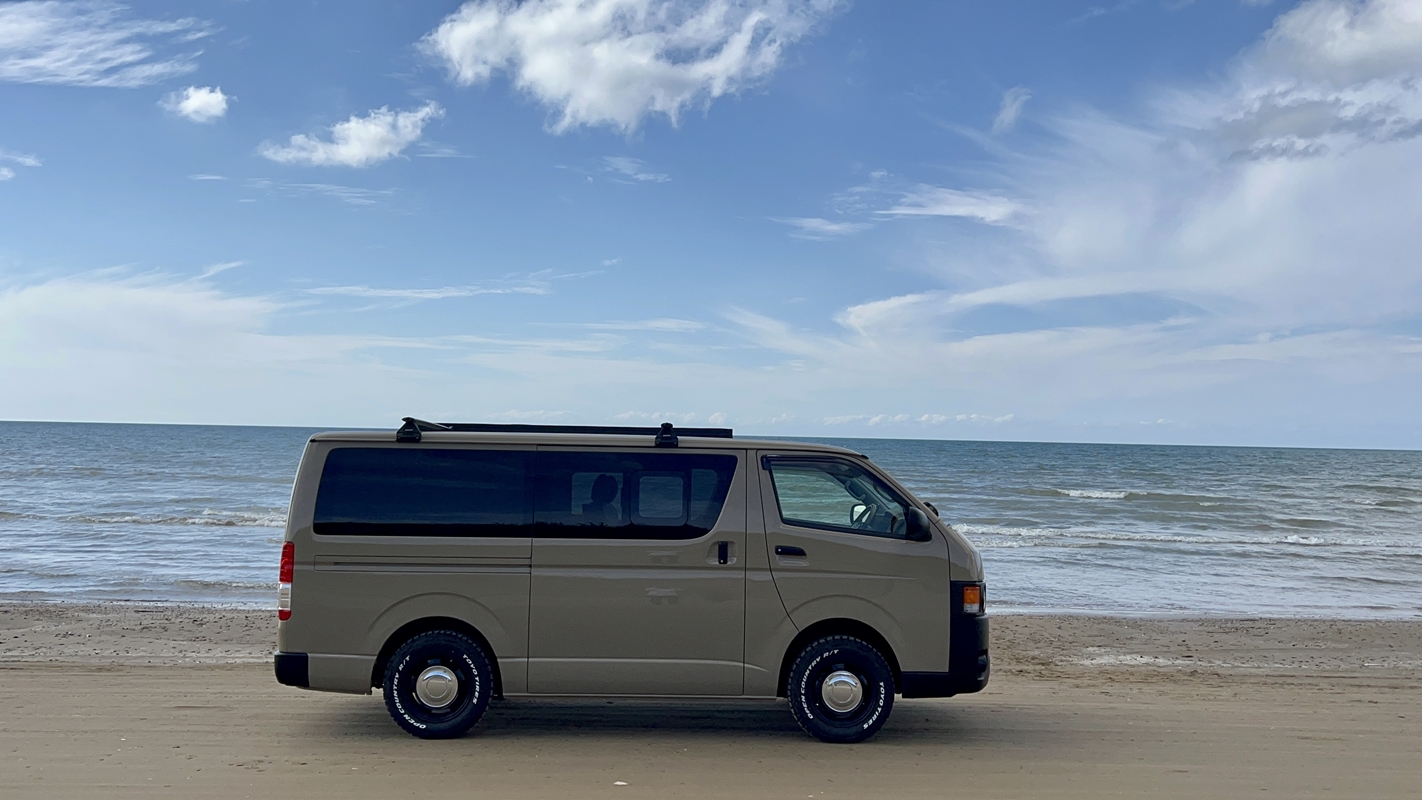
[{"xmin": 2, "ymin": 603, "xmax": 1420, "ymax": 799}]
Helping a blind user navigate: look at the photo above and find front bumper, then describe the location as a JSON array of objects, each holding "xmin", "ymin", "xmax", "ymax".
[{"xmin": 901, "ymin": 582, "xmax": 991, "ymax": 698}]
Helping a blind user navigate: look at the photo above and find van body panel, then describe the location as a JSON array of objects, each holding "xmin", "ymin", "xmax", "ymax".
[
  {"xmin": 282, "ymin": 441, "xmax": 534, "ymax": 694},
  {"xmin": 306, "ymin": 654, "xmax": 376, "ymax": 694},
  {"xmin": 526, "ymin": 447, "xmax": 747, "ymax": 695},
  {"xmin": 756, "ymin": 450, "xmax": 952, "ymax": 674},
  {"xmin": 742, "ymin": 461, "xmax": 799, "ymax": 697}
]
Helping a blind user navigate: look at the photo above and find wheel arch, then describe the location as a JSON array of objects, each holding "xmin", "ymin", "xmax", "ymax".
[
  {"xmin": 776, "ymin": 618, "xmax": 901, "ymax": 697},
  {"xmin": 371, "ymin": 617, "xmax": 503, "ymax": 697}
]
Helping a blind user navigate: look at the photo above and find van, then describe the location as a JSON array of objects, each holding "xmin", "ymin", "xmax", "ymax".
[{"xmin": 274, "ymin": 418, "xmax": 989, "ymax": 743}]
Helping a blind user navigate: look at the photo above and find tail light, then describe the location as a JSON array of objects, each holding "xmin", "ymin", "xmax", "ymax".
[{"xmin": 278, "ymin": 541, "xmax": 294, "ymax": 621}]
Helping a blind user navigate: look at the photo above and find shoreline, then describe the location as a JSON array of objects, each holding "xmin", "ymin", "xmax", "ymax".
[{"xmin": 4, "ymin": 601, "xmax": 1419, "ymax": 676}]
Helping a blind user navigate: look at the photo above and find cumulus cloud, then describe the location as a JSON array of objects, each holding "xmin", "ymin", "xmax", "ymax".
[
  {"xmin": 992, "ymin": 86, "xmax": 1031, "ymax": 133},
  {"xmin": 420, "ymin": 0, "xmax": 843, "ymax": 131},
  {"xmin": 0, "ymin": 1, "xmax": 209, "ymax": 87},
  {"xmin": 160, "ymin": 85, "xmax": 228, "ymax": 122},
  {"xmin": 260, "ymin": 103, "xmax": 444, "ymax": 167},
  {"xmin": 0, "ymin": 167, "xmax": 14, "ymax": 181}
]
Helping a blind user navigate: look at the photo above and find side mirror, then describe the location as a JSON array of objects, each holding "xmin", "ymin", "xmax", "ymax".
[
  {"xmin": 850, "ymin": 503, "xmax": 867, "ymax": 525},
  {"xmin": 904, "ymin": 507, "xmax": 932, "ymax": 542}
]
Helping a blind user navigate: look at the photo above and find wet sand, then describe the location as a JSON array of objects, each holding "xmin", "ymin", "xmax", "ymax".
[{"xmin": 2, "ymin": 603, "xmax": 1420, "ymax": 799}]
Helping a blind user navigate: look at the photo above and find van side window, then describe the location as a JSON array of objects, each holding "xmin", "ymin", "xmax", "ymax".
[
  {"xmin": 313, "ymin": 448, "xmax": 531, "ymax": 536},
  {"xmin": 766, "ymin": 459, "xmax": 909, "ymax": 538},
  {"xmin": 535, "ymin": 452, "xmax": 736, "ymax": 539}
]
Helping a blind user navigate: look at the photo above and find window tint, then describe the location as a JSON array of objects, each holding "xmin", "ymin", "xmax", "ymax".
[
  {"xmin": 314, "ymin": 448, "xmax": 531, "ymax": 536},
  {"xmin": 766, "ymin": 458, "xmax": 909, "ymax": 538},
  {"xmin": 535, "ymin": 452, "xmax": 736, "ymax": 539}
]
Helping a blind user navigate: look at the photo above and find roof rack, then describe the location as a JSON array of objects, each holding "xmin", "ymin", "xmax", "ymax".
[{"xmin": 395, "ymin": 417, "xmax": 732, "ymax": 447}]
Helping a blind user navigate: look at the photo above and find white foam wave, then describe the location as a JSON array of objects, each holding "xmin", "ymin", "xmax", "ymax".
[
  {"xmin": 953, "ymin": 523, "xmax": 1414, "ymax": 550},
  {"xmin": 1056, "ymin": 489, "xmax": 1129, "ymax": 499},
  {"xmin": 66, "ymin": 510, "xmax": 286, "ymax": 528}
]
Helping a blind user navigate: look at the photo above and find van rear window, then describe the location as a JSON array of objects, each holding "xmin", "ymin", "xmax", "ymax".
[
  {"xmin": 314, "ymin": 448, "xmax": 531, "ymax": 537},
  {"xmin": 535, "ymin": 452, "xmax": 737, "ymax": 540}
]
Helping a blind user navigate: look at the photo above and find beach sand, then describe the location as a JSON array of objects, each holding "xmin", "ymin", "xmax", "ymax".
[{"xmin": 2, "ymin": 603, "xmax": 1419, "ymax": 799}]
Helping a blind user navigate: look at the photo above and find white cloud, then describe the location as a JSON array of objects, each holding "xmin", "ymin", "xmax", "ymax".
[
  {"xmin": 260, "ymin": 103, "xmax": 444, "ymax": 167},
  {"xmin": 0, "ymin": 147, "xmax": 40, "ymax": 181},
  {"xmin": 308, "ymin": 284, "xmax": 550, "ymax": 301},
  {"xmin": 1, "ymin": 149, "xmax": 42, "ymax": 167},
  {"xmin": 0, "ymin": 1, "xmax": 208, "ymax": 87},
  {"xmin": 242, "ymin": 179, "xmax": 397, "ymax": 205},
  {"xmin": 188, "ymin": 173, "xmax": 224, "ymax": 180},
  {"xmin": 992, "ymin": 86, "xmax": 1031, "ymax": 133},
  {"xmin": 160, "ymin": 85, "xmax": 228, "ymax": 122},
  {"xmin": 603, "ymin": 155, "xmax": 670, "ymax": 182},
  {"xmin": 421, "ymin": 0, "xmax": 844, "ymax": 132},
  {"xmin": 772, "ymin": 216, "xmax": 870, "ymax": 239},
  {"xmin": 573, "ymin": 318, "xmax": 705, "ymax": 331},
  {"xmin": 614, "ymin": 410, "xmax": 700, "ymax": 423},
  {"xmin": 878, "ymin": 185, "xmax": 1022, "ymax": 225}
]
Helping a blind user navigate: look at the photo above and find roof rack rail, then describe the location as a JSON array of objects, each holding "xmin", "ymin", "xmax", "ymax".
[{"xmin": 395, "ymin": 417, "xmax": 732, "ymax": 446}]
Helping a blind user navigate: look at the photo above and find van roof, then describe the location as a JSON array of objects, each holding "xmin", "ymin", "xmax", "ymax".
[{"xmin": 309, "ymin": 422, "xmax": 863, "ymax": 457}]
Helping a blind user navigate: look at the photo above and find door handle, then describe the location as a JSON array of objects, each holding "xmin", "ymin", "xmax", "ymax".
[
  {"xmin": 717, "ymin": 541, "xmax": 729, "ymax": 565},
  {"xmin": 775, "ymin": 545, "xmax": 807, "ymax": 557}
]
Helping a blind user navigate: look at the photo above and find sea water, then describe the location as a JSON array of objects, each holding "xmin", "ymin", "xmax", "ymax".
[{"xmin": 1, "ymin": 421, "xmax": 1418, "ymax": 617}]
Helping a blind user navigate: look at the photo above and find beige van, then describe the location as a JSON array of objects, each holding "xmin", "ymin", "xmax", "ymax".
[{"xmin": 275, "ymin": 419, "xmax": 989, "ymax": 743}]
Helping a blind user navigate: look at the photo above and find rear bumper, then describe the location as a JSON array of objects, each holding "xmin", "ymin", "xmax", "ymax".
[
  {"xmin": 901, "ymin": 612, "xmax": 990, "ymax": 698},
  {"xmin": 274, "ymin": 651, "xmax": 309, "ymax": 688}
]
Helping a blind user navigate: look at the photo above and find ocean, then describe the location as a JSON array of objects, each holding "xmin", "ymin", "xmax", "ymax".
[{"xmin": 1, "ymin": 421, "xmax": 1419, "ymax": 618}]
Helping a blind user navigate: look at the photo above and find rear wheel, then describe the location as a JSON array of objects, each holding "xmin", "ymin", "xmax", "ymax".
[
  {"xmin": 787, "ymin": 635, "xmax": 895, "ymax": 743},
  {"xmin": 382, "ymin": 630, "xmax": 492, "ymax": 739}
]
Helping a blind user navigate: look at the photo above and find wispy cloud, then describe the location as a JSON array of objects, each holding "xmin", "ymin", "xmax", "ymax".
[
  {"xmin": 0, "ymin": 147, "xmax": 40, "ymax": 181},
  {"xmin": 308, "ymin": 284, "xmax": 550, "ymax": 301},
  {"xmin": 421, "ymin": 0, "xmax": 844, "ymax": 132},
  {"xmin": 992, "ymin": 86, "xmax": 1031, "ymax": 133},
  {"xmin": 1, "ymin": 149, "xmax": 42, "ymax": 168},
  {"xmin": 198, "ymin": 261, "xmax": 243, "ymax": 279},
  {"xmin": 260, "ymin": 103, "xmax": 444, "ymax": 167},
  {"xmin": 877, "ymin": 185, "xmax": 1022, "ymax": 225},
  {"xmin": 160, "ymin": 85, "xmax": 228, "ymax": 122},
  {"xmin": 188, "ymin": 173, "xmax": 224, "ymax": 181},
  {"xmin": 566, "ymin": 318, "xmax": 705, "ymax": 332},
  {"xmin": 244, "ymin": 179, "xmax": 395, "ymax": 205},
  {"xmin": 772, "ymin": 217, "xmax": 871, "ymax": 239},
  {"xmin": 0, "ymin": 1, "xmax": 210, "ymax": 87},
  {"xmin": 603, "ymin": 156, "xmax": 670, "ymax": 183}
]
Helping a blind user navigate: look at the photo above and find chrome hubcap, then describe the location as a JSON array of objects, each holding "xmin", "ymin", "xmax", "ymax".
[
  {"xmin": 415, "ymin": 665, "xmax": 459, "ymax": 709},
  {"xmin": 821, "ymin": 670, "xmax": 864, "ymax": 713}
]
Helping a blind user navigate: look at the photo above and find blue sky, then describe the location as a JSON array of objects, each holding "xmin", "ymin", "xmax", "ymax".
[{"xmin": 2, "ymin": 0, "xmax": 1421, "ymax": 448}]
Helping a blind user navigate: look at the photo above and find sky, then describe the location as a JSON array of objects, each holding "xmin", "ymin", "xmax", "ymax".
[{"xmin": 2, "ymin": 0, "xmax": 1420, "ymax": 448}]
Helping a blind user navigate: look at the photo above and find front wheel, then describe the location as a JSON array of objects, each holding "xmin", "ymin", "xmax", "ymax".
[
  {"xmin": 382, "ymin": 630, "xmax": 493, "ymax": 739},
  {"xmin": 786, "ymin": 635, "xmax": 895, "ymax": 743}
]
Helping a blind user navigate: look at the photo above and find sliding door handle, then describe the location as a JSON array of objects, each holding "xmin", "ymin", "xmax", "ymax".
[
  {"xmin": 717, "ymin": 541, "xmax": 729, "ymax": 565},
  {"xmin": 774, "ymin": 545, "xmax": 807, "ymax": 557}
]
